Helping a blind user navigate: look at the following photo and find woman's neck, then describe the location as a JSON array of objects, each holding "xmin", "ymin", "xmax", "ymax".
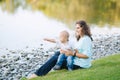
[
  {"xmin": 80, "ymin": 34, "xmax": 85, "ymax": 38},
  {"xmin": 77, "ymin": 34, "xmax": 85, "ymax": 41}
]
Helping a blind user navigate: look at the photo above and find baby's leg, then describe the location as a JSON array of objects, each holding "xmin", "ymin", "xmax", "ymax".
[
  {"xmin": 53, "ymin": 54, "xmax": 66, "ymax": 70},
  {"xmin": 67, "ymin": 56, "xmax": 73, "ymax": 71}
]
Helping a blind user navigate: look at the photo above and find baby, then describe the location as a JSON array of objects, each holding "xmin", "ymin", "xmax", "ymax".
[{"xmin": 44, "ymin": 30, "xmax": 74, "ymax": 71}]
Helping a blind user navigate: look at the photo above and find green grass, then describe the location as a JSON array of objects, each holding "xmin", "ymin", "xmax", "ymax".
[{"xmin": 22, "ymin": 54, "xmax": 120, "ymax": 80}]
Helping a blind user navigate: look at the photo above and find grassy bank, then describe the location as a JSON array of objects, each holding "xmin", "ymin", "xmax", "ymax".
[{"xmin": 21, "ymin": 53, "xmax": 120, "ymax": 80}]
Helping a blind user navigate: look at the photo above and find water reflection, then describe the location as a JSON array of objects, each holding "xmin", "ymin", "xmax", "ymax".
[
  {"xmin": 0, "ymin": 0, "xmax": 120, "ymax": 27},
  {"xmin": 0, "ymin": 7, "xmax": 70, "ymax": 49}
]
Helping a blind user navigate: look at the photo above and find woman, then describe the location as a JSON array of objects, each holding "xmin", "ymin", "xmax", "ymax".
[{"xmin": 28, "ymin": 20, "xmax": 93, "ymax": 79}]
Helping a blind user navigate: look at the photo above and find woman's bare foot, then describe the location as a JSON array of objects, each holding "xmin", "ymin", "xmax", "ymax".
[{"xmin": 28, "ymin": 74, "xmax": 37, "ymax": 79}]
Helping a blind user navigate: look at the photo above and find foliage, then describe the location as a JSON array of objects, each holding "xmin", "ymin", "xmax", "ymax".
[
  {"xmin": 26, "ymin": 0, "xmax": 120, "ymax": 26},
  {"xmin": 0, "ymin": 0, "xmax": 120, "ymax": 27}
]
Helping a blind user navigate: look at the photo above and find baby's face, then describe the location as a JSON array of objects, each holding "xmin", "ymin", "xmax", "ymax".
[{"xmin": 59, "ymin": 33, "xmax": 68, "ymax": 43}]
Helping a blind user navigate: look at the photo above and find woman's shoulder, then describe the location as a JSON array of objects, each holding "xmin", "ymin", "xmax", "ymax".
[
  {"xmin": 82, "ymin": 35, "xmax": 92, "ymax": 43},
  {"xmin": 83, "ymin": 35, "xmax": 91, "ymax": 40}
]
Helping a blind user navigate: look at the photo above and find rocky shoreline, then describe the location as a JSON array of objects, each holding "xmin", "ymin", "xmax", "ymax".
[
  {"xmin": 0, "ymin": 34, "xmax": 120, "ymax": 80},
  {"xmin": 92, "ymin": 34, "xmax": 120, "ymax": 59}
]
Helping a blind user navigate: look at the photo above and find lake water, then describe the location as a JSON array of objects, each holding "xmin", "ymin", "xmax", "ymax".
[
  {"xmin": 0, "ymin": 7, "xmax": 71, "ymax": 50},
  {"xmin": 0, "ymin": 7, "xmax": 120, "ymax": 52}
]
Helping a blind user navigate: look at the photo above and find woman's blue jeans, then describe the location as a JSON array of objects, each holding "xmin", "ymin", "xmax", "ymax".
[
  {"xmin": 34, "ymin": 51, "xmax": 60, "ymax": 76},
  {"xmin": 34, "ymin": 51, "xmax": 81, "ymax": 76}
]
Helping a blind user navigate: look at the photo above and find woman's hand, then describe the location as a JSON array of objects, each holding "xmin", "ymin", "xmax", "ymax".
[
  {"xmin": 60, "ymin": 49, "xmax": 66, "ymax": 54},
  {"xmin": 60, "ymin": 49, "xmax": 74, "ymax": 56},
  {"xmin": 74, "ymin": 49, "xmax": 79, "ymax": 54}
]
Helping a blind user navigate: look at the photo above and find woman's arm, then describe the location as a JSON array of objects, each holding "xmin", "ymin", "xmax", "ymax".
[
  {"xmin": 74, "ymin": 49, "xmax": 88, "ymax": 58},
  {"xmin": 60, "ymin": 49, "xmax": 88, "ymax": 59},
  {"xmin": 44, "ymin": 38, "xmax": 56, "ymax": 43},
  {"xmin": 75, "ymin": 52, "xmax": 88, "ymax": 58}
]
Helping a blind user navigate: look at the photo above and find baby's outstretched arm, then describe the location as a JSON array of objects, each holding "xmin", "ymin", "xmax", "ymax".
[{"xmin": 43, "ymin": 38, "xmax": 56, "ymax": 43}]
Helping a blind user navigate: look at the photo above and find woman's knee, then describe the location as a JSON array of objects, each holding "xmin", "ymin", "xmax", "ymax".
[{"xmin": 54, "ymin": 51, "xmax": 60, "ymax": 56}]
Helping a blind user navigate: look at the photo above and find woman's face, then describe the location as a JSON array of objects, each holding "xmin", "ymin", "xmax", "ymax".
[{"xmin": 75, "ymin": 24, "xmax": 82, "ymax": 36}]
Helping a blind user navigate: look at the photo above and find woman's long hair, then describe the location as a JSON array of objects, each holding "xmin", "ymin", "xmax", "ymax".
[{"xmin": 76, "ymin": 20, "xmax": 93, "ymax": 41}]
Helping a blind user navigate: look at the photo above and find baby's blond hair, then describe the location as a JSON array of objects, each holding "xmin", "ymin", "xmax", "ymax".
[{"xmin": 60, "ymin": 30, "xmax": 69, "ymax": 41}]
